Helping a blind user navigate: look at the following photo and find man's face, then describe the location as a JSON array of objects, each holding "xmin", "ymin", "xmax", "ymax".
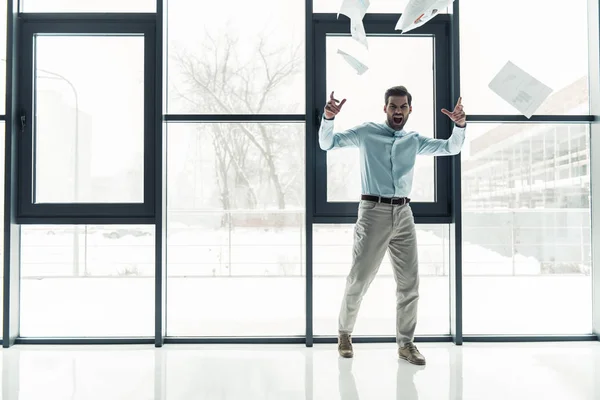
[{"xmin": 384, "ymin": 95, "xmax": 412, "ymax": 131}]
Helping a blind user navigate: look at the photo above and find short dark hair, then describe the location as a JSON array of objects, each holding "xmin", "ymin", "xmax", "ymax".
[{"xmin": 385, "ymin": 86, "xmax": 412, "ymax": 106}]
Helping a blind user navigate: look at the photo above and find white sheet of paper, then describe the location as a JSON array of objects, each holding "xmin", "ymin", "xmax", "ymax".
[
  {"xmin": 350, "ymin": 18, "xmax": 368, "ymax": 49},
  {"xmin": 338, "ymin": 0, "xmax": 370, "ymax": 20},
  {"xmin": 395, "ymin": 0, "xmax": 453, "ymax": 33},
  {"xmin": 337, "ymin": 49, "xmax": 369, "ymax": 75},
  {"xmin": 488, "ymin": 61, "xmax": 553, "ymax": 118}
]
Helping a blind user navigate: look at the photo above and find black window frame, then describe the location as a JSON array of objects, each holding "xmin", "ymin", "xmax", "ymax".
[
  {"xmin": 17, "ymin": 14, "xmax": 157, "ymax": 224},
  {"xmin": 312, "ymin": 14, "xmax": 454, "ymax": 223}
]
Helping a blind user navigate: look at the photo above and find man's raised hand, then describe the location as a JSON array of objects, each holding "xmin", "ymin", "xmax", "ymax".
[
  {"xmin": 441, "ymin": 97, "xmax": 466, "ymax": 128},
  {"xmin": 324, "ymin": 91, "xmax": 346, "ymax": 119}
]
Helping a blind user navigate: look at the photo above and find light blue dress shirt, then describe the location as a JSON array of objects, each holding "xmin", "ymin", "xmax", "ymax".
[{"xmin": 318, "ymin": 117, "xmax": 467, "ymax": 198}]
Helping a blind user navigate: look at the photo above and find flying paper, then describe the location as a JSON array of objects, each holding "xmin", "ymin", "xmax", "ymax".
[
  {"xmin": 338, "ymin": 0, "xmax": 371, "ymax": 20},
  {"xmin": 350, "ymin": 18, "xmax": 368, "ymax": 49},
  {"xmin": 488, "ymin": 61, "xmax": 553, "ymax": 118},
  {"xmin": 395, "ymin": 0, "xmax": 454, "ymax": 33},
  {"xmin": 337, "ymin": 49, "xmax": 369, "ymax": 75}
]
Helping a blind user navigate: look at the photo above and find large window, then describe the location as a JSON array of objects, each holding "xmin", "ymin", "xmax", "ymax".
[
  {"xmin": 460, "ymin": 0, "xmax": 589, "ymax": 115},
  {"xmin": 313, "ymin": 224, "xmax": 450, "ymax": 336},
  {"xmin": 18, "ymin": 19, "xmax": 156, "ymax": 221},
  {"xmin": 34, "ymin": 36, "xmax": 144, "ymax": 204},
  {"xmin": 0, "ymin": 0, "xmax": 6, "ymax": 112},
  {"xmin": 0, "ymin": 0, "xmax": 596, "ymax": 345},
  {"xmin": 0, "ymin": 0, "xmax": 6, "ymax": 335},
  {"xmin": 165, "ymin": 125, "xmax": 305, "ymax": 336},
  {"xmin": 165, "ymin": 0, "xmax": 306, "ymax": 337},
  {"xmin": 461, "ymin": 123, "xmax": 591, "ymax": 334},
  {"xmin": 20, "ymin": 225, "xmax": 155, "ymax": 337},
  {"xmin": 460, "ymin": 0, "xmax": 592, "ymax": 336},
  {"xmin": 0, "ymin": 122, "xmax": 4, "ymax": 329},
  {"xmin": 313, "ymin": 17, "xmax": 453, "ymax": 218},
  {"xmin": 313, "ymin": 0, "xmax": 451, "ymax": 14},
  {"xmin": 20, "ymin": 0, "xmax": 156, "ymax": 12},
  {"xmin": 324, "ymin": 36, "xmax": 435, "ymax": 203},
  {"xmin": 167, "ymin": 0, "xmax": 305, "ymax": 115}
]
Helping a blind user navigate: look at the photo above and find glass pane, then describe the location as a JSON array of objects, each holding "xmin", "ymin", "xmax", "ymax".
[
  {"xmin": 21, "ymin": 0, "xmax": 155, "ymax": 12},
  {"xmin": 167, "ymin": 0, "xmax": 305, "ymax": 114},
  {"xmin": 0, "ymin": 123, "xmax": 4, "ymax": 329},
  {"xmin": 325, "ymin": 36, "xmax": 435, "ymax": 202},
  {"xmin": 20, "ymin": 225, "xmax": 155, "ymax": 337},
  {"xmin": 0, "ymin": 0, "xmax": 6, "ymax": 113},
  {"xmin": 314, "ymin": 0, "xmax": 450, "ymax": 13},
  {"xmin": 313, "ymin": 224, "xmax": 450, "ymax": 336},
  {"xmin": 167, "ymin": 123, "xmax": 305, "ymax": 336},
  {"xmin": 34, "ymin": 36, "xmax": 145, "ymax": 204},
  {"xmin": 460, "ymin": 0, "xmax": 589, "ymax": 115},
  {"xmin": 462, "ymin": 124, "xmax": 591, "ymax": 334}
]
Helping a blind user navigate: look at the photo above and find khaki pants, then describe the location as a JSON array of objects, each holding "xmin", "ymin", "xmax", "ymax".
[{"xmin": 338, "ymin": 200, "xmax": 419, "ymax": 346}]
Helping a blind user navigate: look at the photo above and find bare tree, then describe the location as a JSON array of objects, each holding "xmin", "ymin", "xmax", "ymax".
[{"xmin": 171, "ymin": 27, "xmax": 304, "ymax": 211}]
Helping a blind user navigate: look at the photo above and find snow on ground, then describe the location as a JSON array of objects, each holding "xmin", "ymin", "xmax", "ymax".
[
  {"xmin": 20, "ymin": 225, "xmax": 542, "ymax": 277},
  {"xmin": 18, "ymin": 275, "xmax": 591, "ymax": 337},
  {"xmin": 12, "ymin": 224, "xmax": 590, "ymax": 337}
]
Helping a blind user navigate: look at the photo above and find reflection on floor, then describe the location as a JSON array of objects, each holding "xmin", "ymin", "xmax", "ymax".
[{"xmin": 1, "ymin": 341, "xmax": 599, "ymax": 399}]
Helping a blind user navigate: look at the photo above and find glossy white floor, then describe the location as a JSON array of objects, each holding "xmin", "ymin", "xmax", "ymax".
[{"xmin": 0, "ymin": 341, "xmax": 598, "ymax": 399}]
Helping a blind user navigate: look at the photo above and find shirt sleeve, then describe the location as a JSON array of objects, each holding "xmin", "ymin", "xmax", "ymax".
[
  {"xmin": 318, "ymin": 117, "xmax": 361, "ymax": 150},
  {"xmin": 416, "ymin": 125, "xmax": 466, "ymax": 156}
]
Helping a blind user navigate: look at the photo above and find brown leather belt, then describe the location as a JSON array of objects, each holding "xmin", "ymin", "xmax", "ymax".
[{"xmin": 361, "ymin": 195, "xmax": 410, "ymax": 205}]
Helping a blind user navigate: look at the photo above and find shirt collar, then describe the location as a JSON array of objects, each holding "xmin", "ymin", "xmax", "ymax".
[{"xmin": 381, "ymin": 121, "xmax": 406, "ymax": 136}]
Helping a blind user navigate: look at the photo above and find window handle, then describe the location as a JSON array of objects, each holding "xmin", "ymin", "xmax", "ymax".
[{"xmin": 20, "ymin": 111, "xmax": 26, "ymax": 134}]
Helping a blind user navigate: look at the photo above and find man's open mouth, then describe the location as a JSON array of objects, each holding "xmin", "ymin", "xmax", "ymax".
[{"xmin": 393, "ymin": 116, "xmax": 403, "ymax": 124}]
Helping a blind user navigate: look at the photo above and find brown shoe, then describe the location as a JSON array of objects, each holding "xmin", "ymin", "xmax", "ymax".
[
  {"xmin": 398, "ymin": 342, "xmax": 426, "ymax": 365},
  {"xmin": 338, "ymin": 333, "xmax": 354, "ymax": 358}
]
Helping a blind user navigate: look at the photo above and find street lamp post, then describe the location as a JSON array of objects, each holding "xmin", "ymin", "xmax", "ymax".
[
  {"xmin": 1, "ymin": 59, "xmax": 84, "ymax": 276},
  {"xmin": 37, "ymin": 71, "xmax": 81, "ymax": 276}
]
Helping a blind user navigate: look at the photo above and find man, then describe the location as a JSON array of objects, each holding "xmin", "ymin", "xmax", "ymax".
[{"xmin": 318, "ymin": 86, "xmax": 466, "ymax": 365}]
